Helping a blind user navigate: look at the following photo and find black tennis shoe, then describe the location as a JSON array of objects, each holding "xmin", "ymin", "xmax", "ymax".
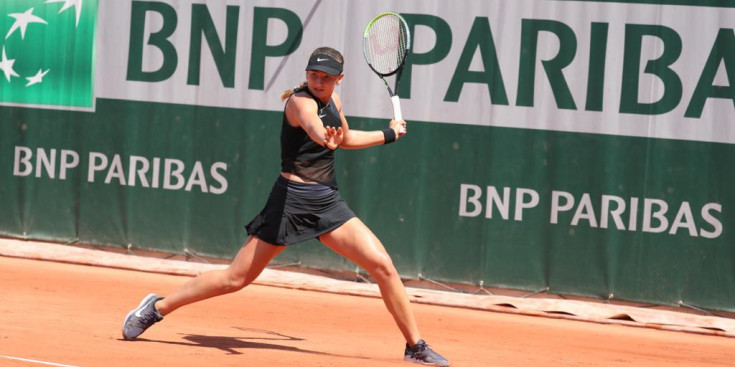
[
  {"xmin": 122, "ymin": 293, "xmax": 164, "ymax": 340},
  {"xmin": 404, "ymin": 339, "xmax": 450, "ymax": 366}
]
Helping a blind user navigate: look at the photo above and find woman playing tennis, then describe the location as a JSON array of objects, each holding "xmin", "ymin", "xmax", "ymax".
[{"xmin": 122, "ymin": 47, "xmax": 450, "ymax": 366}]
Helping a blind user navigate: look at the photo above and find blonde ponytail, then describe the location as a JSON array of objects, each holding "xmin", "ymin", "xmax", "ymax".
[{"xmin": 281, "ymin": 81, "xmax": 308, "ymax": 102}]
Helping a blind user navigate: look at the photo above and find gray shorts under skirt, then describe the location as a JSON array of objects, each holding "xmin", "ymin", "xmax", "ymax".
[{"xmin": 245, "ymin": 175, "xmax": 356, "ymax": 246}]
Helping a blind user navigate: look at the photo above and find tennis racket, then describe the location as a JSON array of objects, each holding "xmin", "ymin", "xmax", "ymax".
[{"xmin": 362, "ymin": 12, "xmax": 411, "ymax": 125}]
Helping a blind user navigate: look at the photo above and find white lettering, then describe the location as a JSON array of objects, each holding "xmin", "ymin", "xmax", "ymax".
[
  {"xmin": 209, "ymin": 162, "xmax": 228, "ymax": 195},
  {"xmin": 185, "ymin": 161, "xmax": 208, "ymax": 193},
  {"xmin": 628, "ymin": 197, "xmax": 639, "ymax": 231},
  {"xmin": 105, "ymin": 155, "xmax": 126, "ymax": 185},
  {"xmin": 669, "ymin": 202, "xmax": 697, "ymax": 236},
  {"xmin": 514, "ymin": 188, "xmax": 539, "ymax": 221},
  {"xmin": 13, "ymin": 146, "xmax": 33, "ymax": 176},
  {"xmin": 128, "ymin": 156, "xmax": 150, "ymax": 187},
  {"xmin": 164, "ymin": 158, "xmax": 185, "ymax": 190},
  {"xmin": 551, "ymin": 190, "xmax": 575, "ymax": 224},
  {"xmin": 459, "ymin": 184, "xmax": 482, "ymax": 217},
  {"xmin": 88, "ymin": 152, "xmax": 108, "ymax": 182},
  {"xmin": 600, "ymin": 195, "xmax": 626, "ymax": 230},
  {"xmin": 59, "ymin": 150, "xmax": 79, "ymax": 180},
  {"xmin": 643, "ymin": 199, "xmax": 668, "ymax": 233},
  {"xmin": 571, "ymin": 193, "xmax": 598, "ymax": 227},
  {"xmin": 486, "ymin": 186, "xmax": 510, "ymax": 219},
  {"xmin": 35, "ymin": 148, "xmax": 56, "ymax": 179},
  {"xmin": 700, "ymin": 203, "xmax": 723, "ymax": 239},
  {"xmin": 151, "ymin": 157, "xmax": 161, "ymax": 188}
]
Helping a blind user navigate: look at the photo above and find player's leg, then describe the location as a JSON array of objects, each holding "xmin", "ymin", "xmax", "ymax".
[
  {"xmin": 319, "ymin": 218, "xmax": 449, "ymax": 366},
  {"xmin": 122, "ymin": 236, "xmax": 284, "ymax": 340},
  {"xmin": 156, "ymin": 236, "xmax": 285, "ymax": 315},
  {"xmin": 320, "ymin": 217, "xmax": 449, "ymax": 366},
  {"xmin": 320, "ymin": 217, "xmax": 419, "ymax": 341}
]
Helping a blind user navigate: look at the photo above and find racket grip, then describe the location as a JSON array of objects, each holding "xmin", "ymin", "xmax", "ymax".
[{"xmin": 390, "ymin": 95, "xmax": 403, "ymax": 121}]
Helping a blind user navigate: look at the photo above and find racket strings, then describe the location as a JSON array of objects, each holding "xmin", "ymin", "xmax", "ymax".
[{"xmin": 364, "ymin": 16, "xmax": 408, "ymax": 75}]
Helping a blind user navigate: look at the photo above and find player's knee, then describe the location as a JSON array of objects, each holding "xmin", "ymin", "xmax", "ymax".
[
  {"xmin": 367, "ymin": 257, "xmax": 399, "ymax": 282},
  {"xmin": 221, "ymin": 272, "xmax": 248, "ymax": 293}
]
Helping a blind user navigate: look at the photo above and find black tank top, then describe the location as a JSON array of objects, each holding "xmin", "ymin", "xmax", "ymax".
[{"xmin": 280, "ymin": 88, "xmax": 341, "ymax": 188}]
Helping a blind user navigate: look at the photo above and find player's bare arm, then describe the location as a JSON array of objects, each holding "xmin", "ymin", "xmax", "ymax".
[{"xmin": 333, "ymin": 93, "xmax": 406, "ymax": 149}]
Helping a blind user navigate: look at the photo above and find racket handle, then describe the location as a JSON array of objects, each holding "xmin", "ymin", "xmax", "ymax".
[{"xmin": 390, "ymin": 95, "xmax": 403, "ymax": 121}]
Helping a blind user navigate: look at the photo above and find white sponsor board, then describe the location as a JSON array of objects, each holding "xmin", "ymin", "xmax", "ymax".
[{"xmin": 96, "ymin": 0, "xmax": 735, "ymax": 144}]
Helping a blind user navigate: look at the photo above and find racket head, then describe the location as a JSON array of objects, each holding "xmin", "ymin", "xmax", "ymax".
[{"xmin": 362, "ymin": 12, "xmax": 411, "ymax": 77}]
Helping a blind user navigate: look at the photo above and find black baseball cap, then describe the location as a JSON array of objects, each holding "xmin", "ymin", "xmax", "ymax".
[{"xmin": 305, "ymin": 53, "xmax": 343, "ymax": 76}]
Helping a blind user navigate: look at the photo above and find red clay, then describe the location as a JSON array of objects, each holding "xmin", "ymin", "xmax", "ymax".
[{"xmin": 1, "ymin": 255, "xmax": 733, "ymax": 367}]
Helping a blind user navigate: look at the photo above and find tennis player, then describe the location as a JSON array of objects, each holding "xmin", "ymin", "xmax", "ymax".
[{"xmin": 122, "ymin": 47, "xmax": 449, "ymax": 366}]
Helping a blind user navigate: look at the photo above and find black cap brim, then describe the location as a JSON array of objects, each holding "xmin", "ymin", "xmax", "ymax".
[{"xmin": 305, "ymin": 54, "xmax": 343, "ymax": 76}]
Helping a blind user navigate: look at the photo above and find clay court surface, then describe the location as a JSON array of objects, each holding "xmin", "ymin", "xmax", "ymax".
[{"xmin": 1, "ymin": 253, "xmax": 734, "ymax": 367}]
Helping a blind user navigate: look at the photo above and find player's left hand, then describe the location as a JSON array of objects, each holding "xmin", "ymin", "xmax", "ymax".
[{"xmin": 324, "ymin": 126, "xmax": 344, "ymax": 149}]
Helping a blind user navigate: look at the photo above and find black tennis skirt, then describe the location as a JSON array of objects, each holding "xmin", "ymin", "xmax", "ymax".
[{"xmin": 245, "ymin": 175, "xmax": 356, "ymax": 246}]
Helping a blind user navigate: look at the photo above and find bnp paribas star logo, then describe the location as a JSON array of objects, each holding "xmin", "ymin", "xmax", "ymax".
[{"xmin": 0, "ymin": 0, "xmax": 98, "ymax": 111}]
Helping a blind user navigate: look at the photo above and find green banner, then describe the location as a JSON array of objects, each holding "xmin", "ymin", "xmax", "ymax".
[
  {"xmin": 3, "ymin": 99, "xmax": 732, "ymax": 311},
  {"xmin": 0, "ymin": 0, "xmax": 97, "ymax": 109},
  {"xmin": 0, "ymin": 0, "xmax": 733, "ymax": 312}
]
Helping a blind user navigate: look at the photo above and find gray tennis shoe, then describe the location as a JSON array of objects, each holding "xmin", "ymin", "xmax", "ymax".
[
  {"xmin": 122, "ymin": 293, "xmax": 164, "ymax": 340},
  {"xmin": 404, "ymin": 339, "xmax": 450, "ymax": 366}
]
